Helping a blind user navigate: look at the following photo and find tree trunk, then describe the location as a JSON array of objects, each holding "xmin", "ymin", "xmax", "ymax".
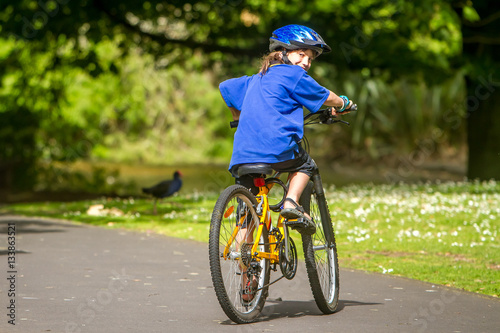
[
  {"xmin": 466, "ymin": 78, "xmax": 500, "ymax": 180},
  {"xmin": 461, "ymin": 0, "xmax": 500, "ymax": 180},
  {"xmin": 0, "ymin": 108, "xmax": 39, "ymax": 193}
]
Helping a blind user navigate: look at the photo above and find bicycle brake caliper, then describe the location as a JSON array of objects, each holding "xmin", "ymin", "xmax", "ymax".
[{"xmin": 255, "ymin": 197, "xmax": 264, "ymax": 216}]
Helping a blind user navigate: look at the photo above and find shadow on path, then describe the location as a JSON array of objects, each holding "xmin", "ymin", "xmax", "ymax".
[
  {"xmin": 0, "ymin": 215, "xmax": 81, "ymax": 235},
  {"xmin": 219, "ymin": 298, "xmax": 382, "ymax": 325}
]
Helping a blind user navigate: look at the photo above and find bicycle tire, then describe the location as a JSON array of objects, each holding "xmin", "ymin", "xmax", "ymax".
[
  {"xmin": 299, "ymin": 181, "xmax": 340, "ymax": 314},
  {"xmin": 209, "ymin": 185, "xmax": 270, "ymax": 323}
]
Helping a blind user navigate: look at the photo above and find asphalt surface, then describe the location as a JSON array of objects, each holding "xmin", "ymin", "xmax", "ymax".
[{"xmin": 0, "ymin": 215, "xmax": 498, "ymax": 333}]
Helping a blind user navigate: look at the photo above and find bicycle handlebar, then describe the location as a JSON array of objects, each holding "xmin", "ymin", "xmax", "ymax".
[
  {"xmin": 229, "ymin": 104, "xmax": 357, "ymax": 128},
  {"xmin": 304, "ymin": 103, "xmax": 357, "ymax": 126}
]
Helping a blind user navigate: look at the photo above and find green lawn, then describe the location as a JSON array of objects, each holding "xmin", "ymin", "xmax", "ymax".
[{"xmin": 2, "ymin": 180, "xmax": 498, "ymax": 297}]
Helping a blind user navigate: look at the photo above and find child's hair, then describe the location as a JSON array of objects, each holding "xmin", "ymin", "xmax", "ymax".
[
  {"xmin": 258, "ymin": 48, "xmax": 316, "ymax": 74},
  {"xmin": 259, "ymin": 51, "xmax": 284, "ymax": 74}
]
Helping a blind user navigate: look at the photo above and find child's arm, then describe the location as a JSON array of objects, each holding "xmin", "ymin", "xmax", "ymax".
[
  {"xmin": 219, "ymin": 77, "xmax": 250, "ymax": 121},
  {"xmin": 229, "ymin": 107, "xmax": 241, "ymax": 121},
  {"xmin": 219, "ymin": 85, "xmax": 242, "ymax": 120},
  {"xmin": 323, "ymin": 91, "xmax": 354, "ymax": 115}
]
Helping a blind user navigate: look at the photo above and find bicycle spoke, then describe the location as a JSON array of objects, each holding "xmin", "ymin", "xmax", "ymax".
[
  {"xmin": 209, "ymin": 185, "xmax": 270, "ymax": 323},
  {"xmin": 300, "ymin": 181, "xmax": 339, "ymax": 313}
]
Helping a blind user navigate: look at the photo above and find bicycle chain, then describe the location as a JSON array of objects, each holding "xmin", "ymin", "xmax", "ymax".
[{"xmin": 255, "ymin": 275, "xmax": 285, "ymax": 292}]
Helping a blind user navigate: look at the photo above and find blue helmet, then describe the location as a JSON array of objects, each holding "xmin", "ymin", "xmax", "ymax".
[{"xmin": 269, "ymin": 24, "xmax": 331, "ymax": 56}]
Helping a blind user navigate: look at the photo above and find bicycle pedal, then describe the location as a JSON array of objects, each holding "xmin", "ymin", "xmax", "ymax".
[
  {"xmin": 285, "ymin": 218, "xmax": 306, "ymax": 227},
  {"xmin": 285, "ymin": 218, "xmax": 316, "ymax": 235}
]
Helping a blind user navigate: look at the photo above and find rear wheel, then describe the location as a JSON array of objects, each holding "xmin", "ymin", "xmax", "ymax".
[
  {"xmin": 209, "ymin": 185, "xmax": 270, "ymax": 323},
  {"xmin": 299, "ymin": 181, "xmax": 340, "ymax": 314}
]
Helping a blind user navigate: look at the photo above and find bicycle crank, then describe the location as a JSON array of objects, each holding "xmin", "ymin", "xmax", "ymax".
[{"xmin": 279, "ymin": 237, "xmax": 298, "ymax": 279}]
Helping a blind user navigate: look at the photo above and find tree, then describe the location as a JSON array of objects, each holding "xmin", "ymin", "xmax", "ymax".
[
  {"xmin": 1, "ymin": 0, "xmax": 497, "ymax": 194},
  {"xmin": 455, "ymin": 0, "xmax": 500, "ymax": 180}
]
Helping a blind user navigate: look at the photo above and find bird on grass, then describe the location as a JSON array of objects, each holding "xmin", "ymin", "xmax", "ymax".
[{"xmin": 142, "ymin": 171, "xmax": 183, "ymax": 214}]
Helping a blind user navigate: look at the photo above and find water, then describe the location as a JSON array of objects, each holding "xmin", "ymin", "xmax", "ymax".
[
  {"xmin": 68, "ymin": 161, "xmax": 234, "ymax": 195},
  {"xmin": 67, "ymin": 160, "xmax": 394, "ymax": 197},
  {"xmin": 1, "ymin": 160, "xmax": 462, "ymax": 203}
]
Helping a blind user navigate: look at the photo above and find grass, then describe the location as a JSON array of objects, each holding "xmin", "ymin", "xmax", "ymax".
[{"xmin": 1, "ymin": 180, "xmax": 498, "ymax": 297}]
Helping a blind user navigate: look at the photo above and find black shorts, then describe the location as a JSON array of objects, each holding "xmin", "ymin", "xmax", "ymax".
[
  {"xmin": 269, "ymin": 145, "xmax": 316, "ymax": 177},
  {"xmin": 231, "ymin": 145, "xmax": 317, "ymax": 195}
]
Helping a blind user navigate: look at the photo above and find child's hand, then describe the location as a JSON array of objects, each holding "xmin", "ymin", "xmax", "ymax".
[{"xmin": 332, "ymin": 101, "xmax": 356, "ymax": 115}]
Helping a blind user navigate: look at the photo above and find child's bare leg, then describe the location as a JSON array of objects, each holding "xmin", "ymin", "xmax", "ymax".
[
  {"xmin": 236, "ymin": 227, "xmax": 253, "ymax": 247},
  {"xmin": 284, "ymin": 171, "xmax": 309, "ymax": 207},
  {"xmin": 283, "ymin": 171, "xmax": 312, "ymax": 219}
]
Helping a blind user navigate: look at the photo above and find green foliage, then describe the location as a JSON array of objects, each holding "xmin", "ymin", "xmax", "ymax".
[
  {"xmin": 1, "ymin": 0, "xmax": 464, "ymax": 75},
  {"xmin": 304, "ymin": 68, "xmax": 466, "ymax": 162},
  {"xmin": 462, "ymin": 4, "xmax": 481, "ymax": 22},
  {"xmin": 94, "ymin": 49, "xmax": 232, "ymax": 164},
  {"xmin": 1, "ymin": 0, "xmax": 498, "ymax": 192},
  {"xmin": 0, "ymin": 32, "xmax": 232, "ymax": 191}
]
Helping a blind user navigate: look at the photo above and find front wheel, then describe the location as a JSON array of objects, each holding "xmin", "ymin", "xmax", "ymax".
[
  {"xmin": 209, "ymin": 185, "xmax": 270, "ymax": 323},
  {"xmin": 299, "ymin": 181, "xmax": 340, "ymax": 314}
]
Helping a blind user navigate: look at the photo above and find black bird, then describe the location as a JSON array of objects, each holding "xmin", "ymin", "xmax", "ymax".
[{"xmin": 142, "ymin": 171, "xmax": 183, "ymax": 214}]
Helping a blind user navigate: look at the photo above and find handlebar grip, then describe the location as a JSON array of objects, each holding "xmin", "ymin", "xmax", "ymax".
[{"xmin": 337, "ymin": 103, "xmax": 357, "ymax": 114}]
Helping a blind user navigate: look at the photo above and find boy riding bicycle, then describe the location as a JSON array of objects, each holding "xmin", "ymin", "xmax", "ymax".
[{"xmin": 220, "ymin": 24, "xmax": 356, "ymax": 234}]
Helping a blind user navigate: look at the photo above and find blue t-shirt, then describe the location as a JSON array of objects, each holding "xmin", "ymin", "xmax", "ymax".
[{"xmin": 219, "ymin": 64, "xmax": 329, "ymax": 169}]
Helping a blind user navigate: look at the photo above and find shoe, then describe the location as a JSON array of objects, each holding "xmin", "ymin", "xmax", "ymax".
[{"xmin": 281, "ymin": 198, "xmax": 316, "ymax": 235}]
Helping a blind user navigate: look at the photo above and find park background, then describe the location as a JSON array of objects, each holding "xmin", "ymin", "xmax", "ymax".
[{"xmin": 0, "ymin": 0, "xmax": 498, "ymax": 297}]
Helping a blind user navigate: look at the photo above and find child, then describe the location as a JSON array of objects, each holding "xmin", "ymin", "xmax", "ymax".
[{"xmin": 219, "ymin": 24, "xmax": 355, "ymax": 233}]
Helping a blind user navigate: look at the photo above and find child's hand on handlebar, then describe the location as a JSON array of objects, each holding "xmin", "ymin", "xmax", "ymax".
[{"xmin": 332, "ymin": 101, "xmax": 357, "ymax": 116}]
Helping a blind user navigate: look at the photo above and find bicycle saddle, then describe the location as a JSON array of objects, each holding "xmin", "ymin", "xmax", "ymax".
[{"xmin": 236, "ymin": 163, "xmax": 274, "ymax": 177}]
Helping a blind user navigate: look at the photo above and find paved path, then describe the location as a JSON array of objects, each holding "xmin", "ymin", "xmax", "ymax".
[{"xmin": 0, "ymin": 215, "xmax": 498, "ymax": 333}]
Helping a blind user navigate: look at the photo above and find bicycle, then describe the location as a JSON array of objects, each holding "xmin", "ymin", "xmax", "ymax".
[{"xmin": 209, "ymin": 106, "xmax": 355, "ymax": 323}]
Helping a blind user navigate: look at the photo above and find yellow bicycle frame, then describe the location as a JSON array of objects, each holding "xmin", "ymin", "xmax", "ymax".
[
  {"xmin": 222, "ymin": 178, "xmax": 287, "ymax": 265},
  {"xmin": 251, "ymin": 181, "xmax": 287, "ymax": 264}
]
